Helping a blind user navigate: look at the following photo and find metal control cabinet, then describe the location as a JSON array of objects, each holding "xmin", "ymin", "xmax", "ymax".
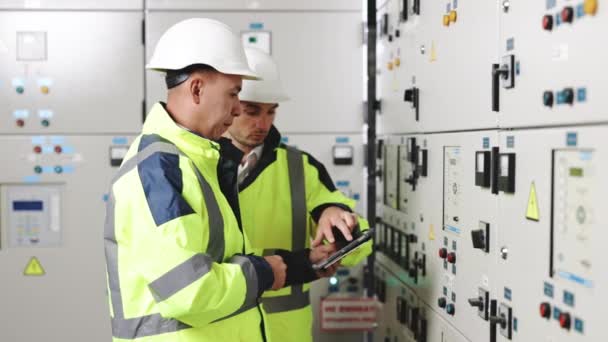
[
  {"xmin": 374, "ymin": 0, "xmax": 607, "ymax": 341},
  {"xmin": 0, "ymin": 135, "xmax": 135, "ymax": 342}
]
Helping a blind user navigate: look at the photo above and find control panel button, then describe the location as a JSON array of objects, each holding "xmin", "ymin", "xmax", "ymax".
[
  {"xmin": 40, "ymin": 85, "xmax": 50, "ymax": 94},
  {"xmin": 33, "ymin": 146, "xmax": 42, "ymax": 154},
  {"xmin": 54, "ymin": 146, "xmax": 63, "ymax": 154},
  {"xmin": 446, "ymin": 303, "xmax": 455, "ymax": 315},
  {"xmin": 540, "ymin": 302, "xmax": 551, "ymax": 319},
  {"xmin": 16, "ymin": 119, "xmax": 25, "ymax": 127},
  {"xmin": 542, "ymin": 15, "xmax": 553, "ymax": 31},
  {"xmin": 449, "ymin": 10, "xmax": 457, "ymax": 23},
  {"xmin": 41, "ymin": 119, "xmax": 50, "ymax": 127},
  {"xmin": 438, "ymin": 297, "xmax": 447, "ymax": 308},
  {"xmin": 561, "ymin": 7, "xmax": 574, "ymax": 23},
  {"xmin": 584, "ymin": 0, "xmax": 598, "ymax": 15},
  {"xmin": 447, "ymin": 252, "xmax": 456, "ymax": 264},
  {"xmin": 16, "ymin": 85, "xmax": 25, "ymax": 94},
  {"xmin": 559, "ymin": 312, "xmax": 571, "ymax": 330},
  {"xmin": 562, "ymin": 88, "xmax": 575, "ymax": 104},
  {"xmin": 438, "ymin": 248, "xmax": 448, "ymax": 259},
  {"xmin": 443, "ymin": 15, "xmax": 450, "ymax": 26},
  {"xmin": 543, "ymin": 91, "xmax": 554, "ymax": 107}
]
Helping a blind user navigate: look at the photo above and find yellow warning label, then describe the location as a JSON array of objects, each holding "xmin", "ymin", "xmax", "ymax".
[
  {"xmin": 429, "ymin": 224, "xmax": 436, "ymax": 240},
  {"xmin": 526, "ymin": 182, "xmax": 540, "ymax": 221},
  {"xmin": 430, "ymin": 41, "xmax": 437, "ymax": 62},
  {"xmin": 24, "ymin": 257, "xmax": 45, "ymax": 276}
]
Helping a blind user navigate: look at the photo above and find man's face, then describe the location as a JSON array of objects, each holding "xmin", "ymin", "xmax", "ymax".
[
  {"xmin": 195, "ymin": 72, "xmax": 243, "ymax": 140},
  {"xmin": 227, "ymin": 101, "xmax": 278, "ymax": 148}
]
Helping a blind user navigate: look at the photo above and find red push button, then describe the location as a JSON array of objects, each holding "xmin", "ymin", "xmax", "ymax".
[
  {"xmin": 439, "ymin": 248, "xmax": 448, "ymax": 259},
  {"xmin": 542, "ymin": 15, "xmax": 553, "ymax": 31},
  {"xmin": 447, "ymin": 252, "xmax": 457, "ymax": 264},
  {"xmin": 539, "ymin": 302, "xmax": 551, "ymax": 319},
  {"xmin": 561, "ymin": 7, "xmax": 574, "ymax": 23},
  {"xmin": 54, "ymin": 145, "xmax": 63, "ymax": 154},
  {"xmin": 559, "ymin": 312, "xmax": 571, "ymax": 329},
  {"xmin": 33, "ymin": 146, "xmax": 42, "ymax": 154},
  {"xmin": 16, "ymin": 119, "xmax": 25, "ymax": 127}
]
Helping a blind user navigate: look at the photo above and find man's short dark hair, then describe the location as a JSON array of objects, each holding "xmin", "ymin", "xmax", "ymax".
[{"xmin": 165, "ymin": 64, "xmax": 216, "ymax": 89}]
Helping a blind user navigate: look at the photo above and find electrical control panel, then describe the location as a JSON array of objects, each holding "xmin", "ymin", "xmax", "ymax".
[
  {"xmin": 3, "ymin": 185, "xmax": 62, "ymax": 248},
  {"xmin": 374, "ymin": 0, "xmax": 607, "ymax": 341}
]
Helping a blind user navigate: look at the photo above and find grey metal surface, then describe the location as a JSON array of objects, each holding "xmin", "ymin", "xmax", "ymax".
[
  {"xmin": 145, "ymin": 0, "xmax": 361, "ymax": 11},
  {"xmin": 0, "ymin": 0, "xmax": 142, "ymax": 10},
  {"xmin": 0, "ymin": 11, "xmax": 144, "ymax": 134}
]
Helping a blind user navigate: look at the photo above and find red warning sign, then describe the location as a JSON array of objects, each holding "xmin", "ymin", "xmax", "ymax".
[{"xmin": 320, "ymin": 298, "xmax": 377, "ymax": 331}]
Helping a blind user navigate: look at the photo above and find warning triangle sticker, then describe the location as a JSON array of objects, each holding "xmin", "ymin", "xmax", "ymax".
[
  {"xmin": 526, "ymin": 182, "xmax": 540, "ymax": 221},
  {"xmin": 24, "ymin": 257, "xmax": 45, "ymax": 276},
  {"xmin": 430, "ymin": 41, "xmax": 437, "ymax": 62},
  {"xmin": 429, "ymin": 224, "xmax": 436, "ymax": 240}
]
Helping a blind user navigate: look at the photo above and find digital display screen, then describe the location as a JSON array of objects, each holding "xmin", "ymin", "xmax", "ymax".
[
  {"xmin": 569, "ymin": 167, "xmax": 584, "ymax": 177},
  {"xmin": 13, "ymin": 201, "xmax": 43, "ymax": 211}
]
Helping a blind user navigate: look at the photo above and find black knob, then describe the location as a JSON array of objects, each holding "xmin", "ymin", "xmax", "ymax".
[
  {"xmin": 543, "ymin": 91, "xmax": 554, "ymax": 107},
  {"xmin": 468, "ymin": 297, "xmax": 484, "ymax": 309},
  {"xmin": 438, "ymin": 297, "xmax": 447, "ymax": 308},
  {"xmin": 388, "ymin": 34, "xmax": 393, "ymax": 42},
  {"xmin": 395, "ymin": 29, "xmax": 401, "ymax": 38},
  {"xmin": 471, "ymin": 229, "xmax": 486, "ymax": 249}
]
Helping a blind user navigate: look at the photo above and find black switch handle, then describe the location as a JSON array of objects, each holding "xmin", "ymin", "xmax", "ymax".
[
  {"xmin": 402, "ymin": 0, "xmax": 409, "ymax": 21},
  {"xmin": 468, "ymin": 297, "xmax": 484, "ymax": 309},
  {"xmin": 489, "ymin": 314, "xmax": 507, "ymax": 329},
  {"xmin": 492, "ymin": 64, "xmax": 509, "ymax": 112}
]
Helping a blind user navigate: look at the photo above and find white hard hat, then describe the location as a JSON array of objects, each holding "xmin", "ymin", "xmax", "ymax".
[
  {"xmin": 147, "ymin": 18, "xmax": 259, "ymax": 80},
  {"xmin": 239, "ymin": 48, "xmax": 290, "ymax": 103}
]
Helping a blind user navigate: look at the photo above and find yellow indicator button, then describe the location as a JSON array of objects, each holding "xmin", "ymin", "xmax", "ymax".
[
  {"xmin": 40, "ymin": 85, "xmax": 50, "ymax": 94},
  {"xmin": 443, "ymin": 15, "xmax": 450, "ymax": 26},
  {"xmin": 584, "ymin": 0, "xmax": 598, "ymax": 15},
  {"xmin": 449, "ymin": 10, "xmax": 458, "ymax": 23},
  {"xmin": 395, "ymin": 58, "xmax": 401, "ymax": 67},
  {"xmin": 387, "ymin": 61, "xmax": 394, "ymax": 70}
]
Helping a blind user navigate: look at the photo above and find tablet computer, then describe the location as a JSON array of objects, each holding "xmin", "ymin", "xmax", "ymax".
[{"xmin": 312, "ymin": 227, "xmax": 374, "ymax": 271}]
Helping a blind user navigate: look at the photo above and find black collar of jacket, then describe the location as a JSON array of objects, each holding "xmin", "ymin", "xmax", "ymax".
[
  {"xmin": 238, "ymin": 125, "xmax": 283, "ymax": 191},
  {"xmin": 217, "ymin": 137, "xmax": 245, "ymax": 231}
]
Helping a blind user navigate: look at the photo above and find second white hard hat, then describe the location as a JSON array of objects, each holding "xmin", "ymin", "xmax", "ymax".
[
  {"xmin": 146, "ymin": 18, "xmax": 259, "ymax": 80},
  {"xmin": 239, "ymin": 48, "xmax": 290, "ymax": 103}
]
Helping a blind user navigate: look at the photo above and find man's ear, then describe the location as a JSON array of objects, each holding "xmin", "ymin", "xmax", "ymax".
[{"xmin": 189, "ymin": 75, "xmax": 204, "ymax": 105}]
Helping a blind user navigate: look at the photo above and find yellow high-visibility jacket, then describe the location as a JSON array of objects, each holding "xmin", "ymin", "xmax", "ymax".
[
  {"xmin": 104, "ymin": 103, "xmax": 273, "ymax": 341},
  {"xmin": 238, "ymin": 126, "xmax": 372, "ymax": 342}
]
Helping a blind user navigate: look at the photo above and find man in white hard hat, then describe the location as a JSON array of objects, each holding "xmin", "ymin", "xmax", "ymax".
[
  {"xmin": 104, "ymin": 18, "xmax": 287, "ymax": 341},
  {"xmin": 224, "ymin": 48, "xmax": 372, "ymax": 342}
]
